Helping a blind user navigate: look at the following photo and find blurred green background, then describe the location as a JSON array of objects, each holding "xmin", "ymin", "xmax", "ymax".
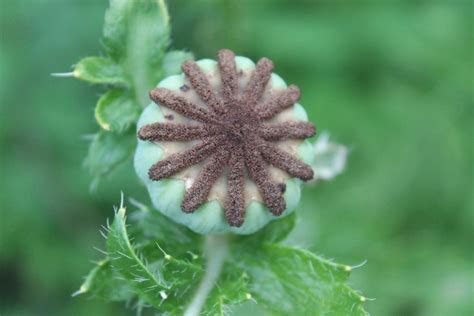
[{"xmin": 1, "ymin": 0, "xmax": 472, "ymax": 315}]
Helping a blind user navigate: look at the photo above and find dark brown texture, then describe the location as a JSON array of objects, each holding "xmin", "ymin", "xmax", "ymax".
[
  {"xmin": 259, "ymin": 121, "xmax": 316, "ymax": 141},
  {"xmin": 225, "ymin": 145, "xmax": 246, "ymax": 226},
  {"xmin": 139, "ymin": 49, "xmax": 316, "ymax": 227},
  {"xmin": 256, "ymin": 85, "xmax": 300, "ymax": 120},
  {"xmin": 182, "ymin": 146, "xmax": 231, "ymax": 213}
]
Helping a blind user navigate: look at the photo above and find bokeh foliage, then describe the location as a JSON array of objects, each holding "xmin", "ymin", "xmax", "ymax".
[{"xmin": 0, "ymin": 0, "xmax": 472, "ymax": 315}]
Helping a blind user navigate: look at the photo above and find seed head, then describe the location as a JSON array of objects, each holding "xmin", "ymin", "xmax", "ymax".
[{"xmin": 135, "ymin": 49, "xmax": 316, "ymax": 234}]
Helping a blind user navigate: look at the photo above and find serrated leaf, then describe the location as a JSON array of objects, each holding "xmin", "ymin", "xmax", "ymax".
[
  {"xmin": 106, "ymin": 205, "xmax": 205, "ymax": 313},
  {"xmin": 103, "ymin": 0, "xmax": 170, "ymax": 107},
  {"xmin": 84, "ymin": 130, "xmax": 135, "ymax": 188},
  {"xmin": 202, "ymin": 269, "xmax": 251, "ymax": 316},
  {"xmin": 75, "ymin": 259, "xmax": 134, "ymax": 301},
  {"xmin": 233, "ymin": 243, "xmax": 368, "ymax": 316},
  {"xmin": 162, "ymin": 50, "xmax": 194, "ymax": 76},
  {"xmin": 74, "ymin": 56, "xmax": 127, "ymax": 85},
  {"xmin": 107, "ymin": 207, "xmax": 170, "ymax": 309},
  {"xmin": 95, "ymin": 89, "xmax": 140, "ymax": 133},
  {"xmin": 129, "ymin": 202, "xmax": 200, "ymax": 256},
  {"xmin": 160, "ymin": 250, "xmax": 203, "ymax": 305}
]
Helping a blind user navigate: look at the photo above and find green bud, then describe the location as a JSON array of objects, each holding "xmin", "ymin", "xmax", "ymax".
[{"xmin": 134, "ymin": 50, "xmax": 316, "ymax": 235}]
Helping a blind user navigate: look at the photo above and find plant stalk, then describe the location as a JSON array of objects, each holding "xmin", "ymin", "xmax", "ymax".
[{"xmin": 184, "ymin": 234, "xmax": 229, "ymax": 316}]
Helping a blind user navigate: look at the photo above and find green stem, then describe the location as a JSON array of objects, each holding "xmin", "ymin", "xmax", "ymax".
[{"xmin": 184, "ymin": 235, "xmax": 229, "ymax": 316}]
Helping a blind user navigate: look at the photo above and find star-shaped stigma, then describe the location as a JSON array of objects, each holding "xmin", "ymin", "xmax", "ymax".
[{"xmin": 138, "ymin": 49, "xmax": 316, "ymax": 227}]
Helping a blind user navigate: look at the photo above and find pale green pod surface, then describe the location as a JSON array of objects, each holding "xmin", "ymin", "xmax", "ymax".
[{"xmin": 134, "ymin": 51, "xmax": 316, "ymax": 235}]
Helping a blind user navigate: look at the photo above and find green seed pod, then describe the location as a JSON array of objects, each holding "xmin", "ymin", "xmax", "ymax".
[{"xmin": 134, "ymin": 49, "xmax": 316, "ymax": 235}]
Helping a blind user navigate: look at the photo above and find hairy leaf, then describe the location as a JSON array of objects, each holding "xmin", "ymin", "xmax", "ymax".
[
  {"xmin": 74, "ymin": 259, "xmax": 134, "ymax": 301},
  {"xmin": 160, "ymin": 249, "xmax": 203, "ymax": 308},
  {"xmin": 106, "ymin": 204, "xmax": 205, "ymax": 313},
  {"xmin": 77, "ymin": 198, "xmax": 368, "ymax": 315},
  {"xmin": 107, "ymin": 206, "xmax": 170, "ymax": 309},
  {"xmin": 129, "ymin": 200, "xmax": 200, "ymax": 256},
  {"xmin": 95, "ymin": 89, "xmax": 140, "ymax": 133},
  {"xmin": 233, "ymin": 243, "xmax": 368, "ymax": 315},
  {"xmin": 202, "ymin": 268, "xmax": 251, "ymax": 316}
]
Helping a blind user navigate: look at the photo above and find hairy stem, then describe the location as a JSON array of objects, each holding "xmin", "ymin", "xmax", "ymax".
[{"xmin": 184, "ymin": 234, "xmax": 229, "ymax": 316}]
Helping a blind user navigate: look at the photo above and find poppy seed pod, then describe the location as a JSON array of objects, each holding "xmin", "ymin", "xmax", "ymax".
[{"xmin": 134, "ymin": 49, "xmax": 316, "ymax": 235}]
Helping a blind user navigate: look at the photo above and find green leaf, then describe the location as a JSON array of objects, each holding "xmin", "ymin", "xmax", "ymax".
[
  {"xmin": 74, "ymin": 259, "xmax": 134, "ymax": 301},
  {"xmin": 102, "ymin": 0, "xmax": 129, "ymax": 60},
  {"xmin": 74, "ymin": 56, "xmax": 127, "ymax": 85},
  {"xmin": 233, "ymin": 243, "xmax": 368, "ymax": 316},
  {"xmin": 103, "ymin": 0, "xmax": 170, "ymax": 107},
  {"xmin": 202, "ymin": 269, "xmax": 251, "ymax": 316},
  {"xmin": 95, "ymin": 89, "xmax": 141, "ymax": 133},
  {"xmin": 78, "ymin": 199, "xmax": 368, "ymax": 315},
  {"xmin": 129, "ymin": 200, "xmax": 200, "ymax": 255},
  {"xmin": 107, "ymin": 206, "xmax": 170, "ymax": 309},
  {"xmin": 103, "ymin": 0, "xmax": 169, "ymax": 62},
  {"xmin": 84, "ymin": 130, "xmax": 135, "ymax": 188},
  {"xmin": 71, "ymin": 0, "xmax": 174, "ymax": 185},
  {"xmin": 106, "ymin": 204, "xmax": 205, "ymax": 313},
  {"xmin": 159, "ymin": 248, "xmax": 203, "ymax": 304},
  {"xmin": 162, "ymin": 50, "xmax": 194, "ymax": 77}
]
